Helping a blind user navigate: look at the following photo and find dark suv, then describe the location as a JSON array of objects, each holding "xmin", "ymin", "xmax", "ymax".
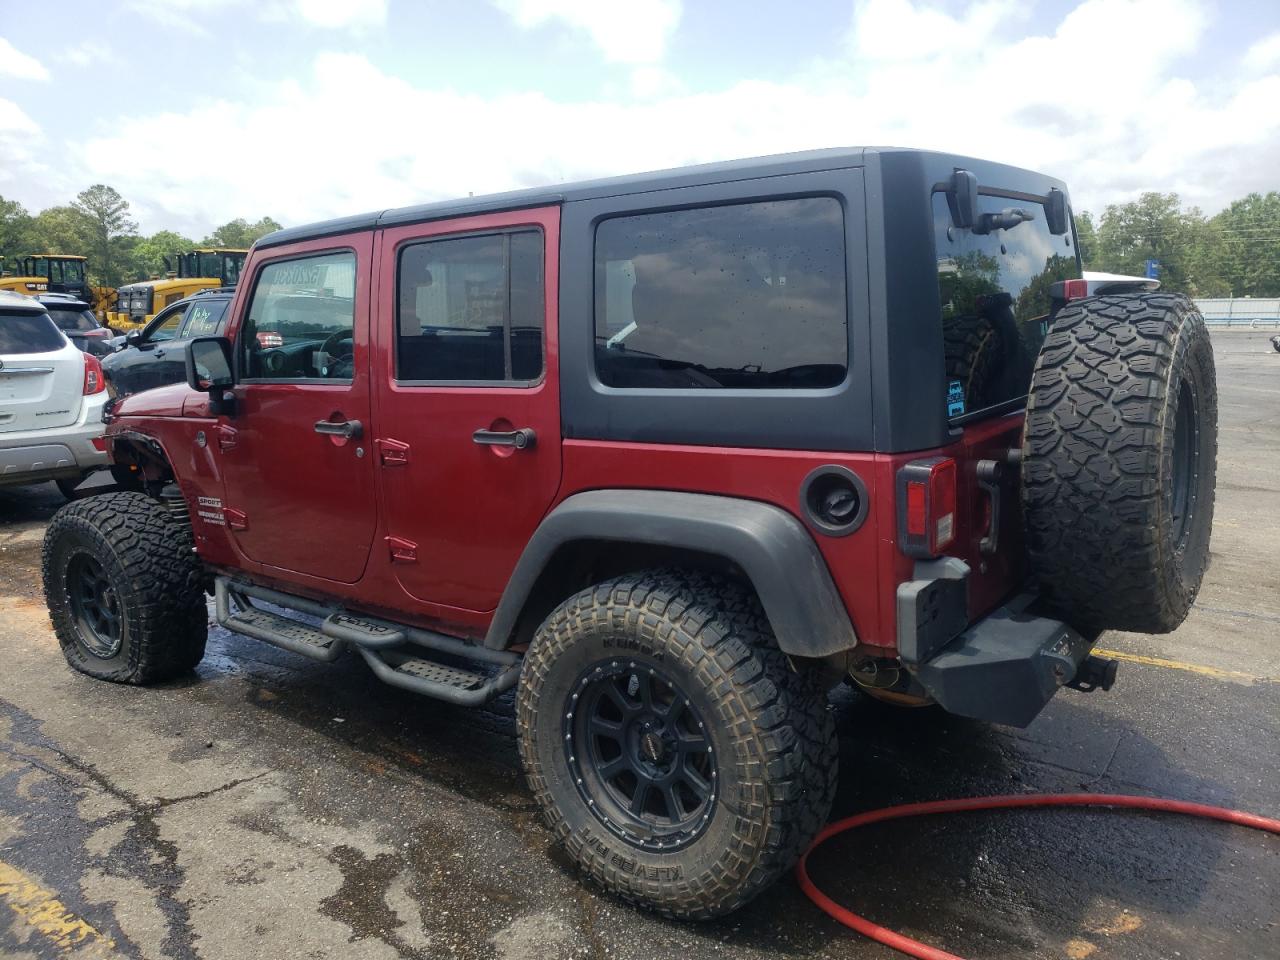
[
  {"xmin": 37, "ymin": 293, "xmax": 115, "ymax": 358},
  {"xmin": 42, "ymin": 148, "xmax": 1217, "ymax": 918},
  {"xmin": 101, "ymin": 287, "xmax": 233, "ymax": 396}
]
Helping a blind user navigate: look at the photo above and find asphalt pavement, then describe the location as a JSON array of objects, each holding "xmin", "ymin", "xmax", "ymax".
[{"xmin": 0, "ymin": 332, "xmax": 1276, "ymax": 960}]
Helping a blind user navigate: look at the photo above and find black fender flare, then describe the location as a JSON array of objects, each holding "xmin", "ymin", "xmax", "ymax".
[{"xmin": 484, "ymin": 489, "xmax": 858, "ymax": 657}]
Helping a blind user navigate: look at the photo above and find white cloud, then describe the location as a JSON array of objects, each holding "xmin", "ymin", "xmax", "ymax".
[
  {"xmin": 126, "ymin": 0, "xmax": 386, "ymax": 33},
  {"xmin": 0, "ymin": 37, "xmax": 50, "ymax": 81},
  {"xmin": 7, "ymin": 0, "xmax": 1274, "ymax": 234},
  {"xmin": 493, "ymin": 0, "xmax": 682, "ymax": 63},
  {"xmin": 1244, "ymin": 32, "xmax": 1280, "ymax": 73},
  {"xmin": 0, "ymin": 98, "xmax": 40, "ymax": 134},
  {"xmin": 56, "ymin": 41, "xmax": 111, "ymax": 68}
]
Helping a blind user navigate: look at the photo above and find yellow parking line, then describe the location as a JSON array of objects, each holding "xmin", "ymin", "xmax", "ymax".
[
  {"xmin": 0, "ymin": 859, "xmax": 115, "ymax": 955},
  {"xmin": 1093, "ymin": 648, "xmax": 1267, "ymax": 683}
]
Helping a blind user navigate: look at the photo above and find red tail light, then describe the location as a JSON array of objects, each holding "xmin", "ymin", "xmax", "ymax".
[
  {"xmin": 1051, "ymin": 278, "xmax": 1089, "ymax": 303},
  {"xmin": 83, "ymin": 352, "xmax": 106, "ymax": 395},
  {"xmin": 897, "ymin": 457, "xmax": 958, "ymax": 558}
]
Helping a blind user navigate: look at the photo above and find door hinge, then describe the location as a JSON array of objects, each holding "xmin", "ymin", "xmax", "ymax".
[
  {"xmin": 385, "ymin": 535, "xmax": 417, "ymax": 562},
  {"xmin": 378, "ymin": 437, "xmax": 410, "ymax": 466},
  {"xmin": 224, "ymin": 507, "xmax": 248, "ymax": 530},
  {"xmin": 216, "ymin": 424, "xmax": 238, "ymax": 452}
]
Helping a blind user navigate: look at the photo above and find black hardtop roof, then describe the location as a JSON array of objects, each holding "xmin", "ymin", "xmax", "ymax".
[
  {"xmin": 258, "ymin": 147, "xmax": 877, "ymax": 250},
  {"xmin": 255, "ymin": 146, "xmax": 1067, "ymax": 251}
]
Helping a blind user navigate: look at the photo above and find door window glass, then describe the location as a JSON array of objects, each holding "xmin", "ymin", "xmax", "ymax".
[
  {"xmin": 594, "ymin": 198, "xmax": 847, "ymax": 389},
  {"xmin": 182, "ymin": 299, "xmax": 228, "ymax": 338},
  {"xmin": 148, "ymin": 306, "xmax": 188, "ymax": 342},
  {"xmin": 241, "ymin": 251, "xmax": 357, "ymax": 380},
  {"xmin": 396, "ymin": 230, "xmax": 544, "ymax": 383}
]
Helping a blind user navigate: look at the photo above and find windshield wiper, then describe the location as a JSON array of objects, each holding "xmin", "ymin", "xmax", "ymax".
[{"xmin": 974, "ymin": 207, "xmax": 1035, "ymax": 236}]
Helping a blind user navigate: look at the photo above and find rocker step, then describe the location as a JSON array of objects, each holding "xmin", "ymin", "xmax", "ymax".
[
  {"xmin": 395, "ymin": 658, "xmax": 486, "ymax": 691},
  {"xmin": 213, "ymin": 575, "xmax": 522, "ymax": 706},
  {"xmin": 223, "ymin": 607, "xmax": 342, "ymax": 662}
]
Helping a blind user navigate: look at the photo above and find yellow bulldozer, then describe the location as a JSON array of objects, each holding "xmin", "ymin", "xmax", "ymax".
[
  {"xmin": 108, "ymin": 248, "xmax": 248, "ymax": 332},
  {"xmin": 0, "ymin": 254, "xmax": 116, "ymax": 321}
]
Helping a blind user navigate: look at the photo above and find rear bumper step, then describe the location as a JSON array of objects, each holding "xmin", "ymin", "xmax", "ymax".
[
  {"xmin": 902, "ymin": 585, "xmax": 1102, "ymax": 727},
  {"xmin": 214, "ymin": 577, "xmax": 520, "ymax": 706}
]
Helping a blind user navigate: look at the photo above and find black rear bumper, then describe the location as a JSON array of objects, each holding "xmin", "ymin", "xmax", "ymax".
[{"xmin": 897, "ymin": 562, "xmax": 1097, "ymax": 727}]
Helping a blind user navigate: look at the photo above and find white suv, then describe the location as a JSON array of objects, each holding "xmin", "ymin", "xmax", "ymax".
[{"xmin": 1, "ymin": 290, "xmax": 109, "ymax": 498}]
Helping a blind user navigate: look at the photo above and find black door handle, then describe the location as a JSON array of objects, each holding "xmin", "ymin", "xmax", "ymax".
[
  {"xmin": 314, "ymin": 419, "xmax": 363, "ymax": 440},
  {"xmin": 472, "ymin": 427, "xmax": 536, "ymax": 449}
]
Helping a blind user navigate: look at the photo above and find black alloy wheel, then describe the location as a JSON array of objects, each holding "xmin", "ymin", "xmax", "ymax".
[
  {"xmin": 66, "ymin": 552, "xmax": 123, "ymax": 658},
  {"xmin": 565, "ymin": 660, "xmax": 716, "ymax": 852}
]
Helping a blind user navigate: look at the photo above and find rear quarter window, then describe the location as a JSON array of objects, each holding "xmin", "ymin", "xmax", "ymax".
[
  {"xmin": 0, "ymin": 311, "xmax": 65, "ymax": 353},
  {"xmin": 594, "ymin": 197, "xmax": 847, "ymax": 390},
  {"xmin": 934, "ymin": 191, "xmax": 1078, "ymax": 419}
]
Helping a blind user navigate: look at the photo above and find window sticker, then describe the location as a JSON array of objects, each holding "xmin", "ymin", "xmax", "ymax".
[{"xmin": 947, "ymin": 379, "xmax": 966, "ymax": 417}]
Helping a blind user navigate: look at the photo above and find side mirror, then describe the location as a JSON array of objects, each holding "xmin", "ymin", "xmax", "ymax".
[
  {"xmin": 947, "ymin": 169, "xmax": 980, "ymax": 230},
  {"xmin": 1045, "ymin": 187, "xmax": 1070, "ymax": 236},
  {"xmin": 186, "ymin": 336, "xmax": 234, "ymax": 394},
  {"xmin": 126, "ymin": 329, "xmax": 143, "ymax": 347}
]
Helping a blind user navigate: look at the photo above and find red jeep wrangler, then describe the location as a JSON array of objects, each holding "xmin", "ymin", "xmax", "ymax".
[{"xmin": 42, "ymin": 148, "xmax": 1217, "ymax": 918}]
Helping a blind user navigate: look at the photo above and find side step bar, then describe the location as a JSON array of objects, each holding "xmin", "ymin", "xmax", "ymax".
[{"xmin": 214, "ymin": 577, "xmax": 520, "ymax": 706}]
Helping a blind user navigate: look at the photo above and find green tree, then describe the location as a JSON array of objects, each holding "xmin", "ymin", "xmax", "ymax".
[
  {"xmin": 71, "ymin": 185, "xmax": 138, "ymax": 286},
  {"xmin": 1209, "ymin": 192, "xmax": 1280, "ymax": 298},
  {"xmin": 203, "ymin": 216, "xmax": 282, "ymax": 248},
  {"xmin": 128, "ymin": 229, "xmax": 196, "ymax": 281},
  {"xmin": 28, "ymin": 205, "xmax": 91, "ymax": 257},
  {"xmin": 0, "ymin": 195, "xmax": 35, "ymax": 266}
]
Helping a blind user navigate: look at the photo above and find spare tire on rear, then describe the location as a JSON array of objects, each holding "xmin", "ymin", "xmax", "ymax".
[{"xmin": 1022, "ymin": 293, "xmax": 1217, "ymax": 634}]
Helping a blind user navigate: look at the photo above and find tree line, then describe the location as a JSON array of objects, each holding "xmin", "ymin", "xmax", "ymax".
[
  {"xmin": 2, "ymin": 183, "xmax": 1278, "ymax": 298},
  {"xmin": 1074, "ymin": 191, "xmax": 1279, "ymax": 298},
  {"xmin": 0, "ymin": 185, "xmax": 280, "ymax": 288}
]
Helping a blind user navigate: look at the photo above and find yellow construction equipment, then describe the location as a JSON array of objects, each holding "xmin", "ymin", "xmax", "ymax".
[
  {"xmin": 0, "ymin": 255, "xmax": 49, "ymax": 295},
  {"xmin": 17, "ymin": 255, "xmax": 116, "ymax": 321},
  {"xmin": 108, "ymin": 248, "xmax": 247, "ymax": 331}
]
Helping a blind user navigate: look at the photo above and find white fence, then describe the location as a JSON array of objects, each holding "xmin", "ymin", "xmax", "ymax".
[{"xmin": 1194, "ymin": 298, "xmax": 1280, "ymax": 328}]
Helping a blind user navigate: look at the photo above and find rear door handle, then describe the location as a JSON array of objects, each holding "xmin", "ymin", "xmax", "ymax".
[
  {"xmin": 472, "ymin": 427, "xmax": 536, "ymax": 449},
  {"xmin": 314, "ymin": 419, "xmax": 363, "ymax": 440}
]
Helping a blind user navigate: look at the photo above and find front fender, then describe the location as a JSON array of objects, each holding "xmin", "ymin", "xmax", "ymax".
[{"xmin": 485, "ymin": 489, "xmax": 858, "ymax": 658}]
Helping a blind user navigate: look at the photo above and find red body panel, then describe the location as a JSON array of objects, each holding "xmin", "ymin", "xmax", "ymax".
[{"xmin": 372, "ymin": 207, "xmax": 563, "ymax": 612}]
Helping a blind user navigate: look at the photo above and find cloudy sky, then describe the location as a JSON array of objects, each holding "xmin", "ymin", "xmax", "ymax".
[{"xmin": 1, "ymin": 0, "xmax": 1277, "ymax": 237}]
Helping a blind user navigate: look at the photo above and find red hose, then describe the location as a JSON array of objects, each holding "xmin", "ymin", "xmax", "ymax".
[{"xmin": 795, "ymin": 793, "xmax": 1280, "ymax": 960}]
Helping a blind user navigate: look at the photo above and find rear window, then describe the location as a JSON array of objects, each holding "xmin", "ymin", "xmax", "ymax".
[
  {"xmin": 46, "ymin": 307, "xmax": 99, "ymax": 332},
  {"xmin": 933, "ymin": 191, "xmax": 1078, "ymax": 419},
  {"xmin": 594, "ymin": 197, "xmax": 847, "ymax": 390},
  {"xmin": 0, "ymin": 311, "xmax": 65, "ymax": 353}
]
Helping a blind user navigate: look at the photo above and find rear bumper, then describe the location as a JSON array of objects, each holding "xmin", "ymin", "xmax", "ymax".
[
  {"xmin": 0, "ymin": 395, "xmax": 109, "ymax": 486},
  {"xmin": 898, "ymin": 562, "xmax": 1096, "ymax": 727}
]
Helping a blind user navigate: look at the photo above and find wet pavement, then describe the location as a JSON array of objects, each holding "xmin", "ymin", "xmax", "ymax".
[{"xmin": 0, "ymin": 332, "xmax": 1277, "ymax": 960}]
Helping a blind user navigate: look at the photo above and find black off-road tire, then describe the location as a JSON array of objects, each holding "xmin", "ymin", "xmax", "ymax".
[
  {"xmin": 517, "ymin": 570, "xmax": 837, "ymax": 919},
  {"xmin": 1022, "ymin": 293, "xmax": 1217, "ymax": 634},
  {"xmin": 43, "ymin": 491, "xmax": 208, "ymax": 683},
  {"xmin": 943, "ymin": 313, "xmax": 1000, "ymax": 408}
]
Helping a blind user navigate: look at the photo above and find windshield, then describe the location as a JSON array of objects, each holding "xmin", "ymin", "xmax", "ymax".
[
  {"xmin": 933, "ymin": 191, "xmax": 1079, "ymax": 420},
  {"xmin": 60, "ymin": 260, "xmax": 85, "ymax": 282},
  {"xmin": 46, "ymin": 306, "xmax": 98, "ymax": 332},
  {"xmin": 0, "ymin": 311, "xmax": 65, "ymax": 353}
]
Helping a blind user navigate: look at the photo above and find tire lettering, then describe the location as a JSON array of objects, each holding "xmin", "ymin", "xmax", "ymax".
[{"xmin": 601, "ymin": 636, "xmax": 663, "ymax": 660}]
